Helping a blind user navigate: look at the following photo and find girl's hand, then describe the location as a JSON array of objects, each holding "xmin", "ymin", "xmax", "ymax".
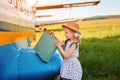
[
  {"xmin": 55, "ymin": 41, "xmax": 62, "ymax": 48},
  {"xmin": 52, "ymin": 32, "xmax": 65, "ymax": 46}
]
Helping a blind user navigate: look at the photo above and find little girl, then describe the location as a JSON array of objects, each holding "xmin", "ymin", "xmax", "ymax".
[{"xmin": 54, "ymin": 22, "xmax": 82, "ymax": 80}]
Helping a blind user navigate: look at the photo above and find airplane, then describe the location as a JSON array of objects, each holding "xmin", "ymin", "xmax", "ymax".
[{"xmin": 0, "ymin": 0, "xmax": 100, "ymax": 79}]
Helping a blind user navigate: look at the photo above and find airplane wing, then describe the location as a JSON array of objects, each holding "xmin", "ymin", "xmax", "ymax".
[{"xmin": 36, "ymin": 0, "xmax": 100, "ymax": 10}]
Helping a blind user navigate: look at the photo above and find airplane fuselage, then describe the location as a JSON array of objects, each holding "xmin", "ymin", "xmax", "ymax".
[{"xmin": 0, "ymin": 0, "xmax": 35, "ymax": 32}]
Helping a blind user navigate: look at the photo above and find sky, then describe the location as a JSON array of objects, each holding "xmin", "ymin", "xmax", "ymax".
[{"xmin": 27, "ymin": 0, "xmax": 120, "ymax": 21}]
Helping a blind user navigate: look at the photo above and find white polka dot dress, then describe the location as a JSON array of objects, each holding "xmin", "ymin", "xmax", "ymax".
[{"xmin": 60, "ymin": 41, "xmax": 82, "ymax": 80}]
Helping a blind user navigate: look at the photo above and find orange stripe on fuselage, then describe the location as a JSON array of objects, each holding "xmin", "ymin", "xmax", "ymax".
[{"xmin": 0, "ymin": 32, "xmax": 34, "ymax": 46}]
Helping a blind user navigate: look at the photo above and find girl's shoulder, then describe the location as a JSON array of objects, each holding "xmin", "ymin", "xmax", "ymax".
[
  {"xmin": 69, "ymin": 42, "xmax": 78, "ymax": 49},
  {"xmin": 65, "ymin": 39, "xmax": 70, "ymax": 46},
  {"xmin": 65, "ymin": 39, "xmax": 78, "ymax": 49}
]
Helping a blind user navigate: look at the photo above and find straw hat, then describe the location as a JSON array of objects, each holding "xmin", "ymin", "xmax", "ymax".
[{"xmin": 62, "ymin": 22, "xmax": 80, "ymax": 33}]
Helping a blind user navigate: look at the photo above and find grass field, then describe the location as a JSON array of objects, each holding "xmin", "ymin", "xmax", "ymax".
[{"xmin": 32, "ymin": 19, "xmax": 120, "ymax": 80}]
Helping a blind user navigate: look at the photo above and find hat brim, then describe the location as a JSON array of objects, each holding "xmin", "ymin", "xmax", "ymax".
[
  {"xmin": 62, "ymin": 25, "xmax": 81, "ymax": 35},
  {"xmin": 62, "ymin": 25, "xmax": 76, "ymax": 31},
  {"xmin": 62, "ymin": 25, "xmax": 67, "ymax": 28}
]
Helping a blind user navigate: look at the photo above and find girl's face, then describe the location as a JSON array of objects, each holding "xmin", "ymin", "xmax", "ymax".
[{"xmin": 64, "ymin": 27, "xmax": 74, "ymax": 39}]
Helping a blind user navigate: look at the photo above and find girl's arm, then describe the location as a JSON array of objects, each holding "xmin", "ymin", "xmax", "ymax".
[{"xmin": 55, "ymin": 41, "xmax": 76, "ymax": 59}]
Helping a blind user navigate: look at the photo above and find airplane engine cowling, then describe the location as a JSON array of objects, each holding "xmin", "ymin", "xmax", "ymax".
[{"xmin": 0, "ymin": 43, "xmax": 63, "ymax": 80}]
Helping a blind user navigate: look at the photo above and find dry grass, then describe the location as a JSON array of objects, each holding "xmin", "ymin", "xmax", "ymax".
[{"xmin": 31, "ymin": 19, "xmax": 120, "ymax": 47}]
